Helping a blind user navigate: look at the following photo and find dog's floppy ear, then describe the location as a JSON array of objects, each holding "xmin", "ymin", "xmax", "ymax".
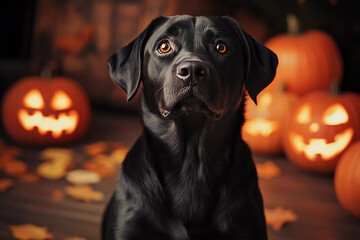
[
  {"xmin": 108, "ymin": 17, "xmax": 167, "ymax": 101},
  {"xmin": 221, "ymin": 17, "xmax": 278, "ymax": 104}
]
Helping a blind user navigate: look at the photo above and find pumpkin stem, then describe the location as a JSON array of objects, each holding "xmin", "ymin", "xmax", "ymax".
[
  {"xmin": 40, "ymin": 61, "xmax": 55, "ymax": 79},
  {"xmin": 286, "ymin": 13, "xmax": 300, "ymax": 35},
  {"xmin": 329, "ymin": 80, "xmax": 341, "ymax": 96}
]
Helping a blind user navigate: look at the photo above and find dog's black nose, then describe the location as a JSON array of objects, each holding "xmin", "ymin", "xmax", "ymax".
[{"xmin": 176, "ymin": 61, "xmax": 209, "ymax": 84}]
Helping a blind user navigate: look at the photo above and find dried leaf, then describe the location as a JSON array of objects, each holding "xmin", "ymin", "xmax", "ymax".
[
  {"xmin": 111, "ymin": 147, "xmax": 128, "ymax": 165},
  {"xmin": 40, "ymin": 148, "xmax": 74, "ymax": 166},
  {"xmin": 256, "ymin": 161, "xmax": 281, "ymax": 180},
  {"xmin": 17, "ymin": 173, "xmax": 41, "ymax": 183},
  {"xmin": 9, "ymin": 224, "xmax": 54, "ymax": 240},
  {"xmin": 83, "ymin": 155, "xmax": 116, "ymax": 177},
  {"xmin": 66, "ymin": 169, "xmax": 101, "ymax": 185},
  {"xmin": 52, "ymin": 189, "xmax": 64, "ymax": 202},
  {"xmin": 83, "ymin": 141, "xmax": 108, "ymax": 156},
  {"xmin": 0, "ymin": 179, "xmax": 15, "ymax": 192},
  {"xmin": 37, "ymin": 162, "xmax": 67, "ymax": 180},
  {"xmin": 64, "ymin": 237, "xmax": 87, "ymax": 240},
  {"xmin": 65, "ymin": 185, "xmax": 105, "ymax": 202},
  {"xmin": 265, "ymin": 206, "xmax": 298, "ymax": 231},
  {"xmin": 37, "ymin": 148, "xmax": 75, "ymax": 180},
  {"xmin": 2, "ymin": 146, "xmax": 22, "ymax": 158},
  {"xmin": 2, "ymin": 158, "xmax": 27, "ymax": 177}
]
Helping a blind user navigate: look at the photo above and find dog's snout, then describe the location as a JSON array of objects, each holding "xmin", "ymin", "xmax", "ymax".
[{"xmin": 176, "ymin": 61, "xmax": 209, "ymax": 84}]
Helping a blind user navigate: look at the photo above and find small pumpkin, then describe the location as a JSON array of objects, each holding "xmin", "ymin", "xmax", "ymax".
[
  {"xmin": 283, "ymin": 90, "xmax": 360, "ymax": 173},
  {"xmin": 334, "ymin": 142, "xmax": 360, "ymax": 218},
  {"xmin": 2, "ymin": 76, "xmax": 91, "ymax": 146},
  {"xmin": 265, "ymin": 14, "xmax": 343, "ymax": 95},
  {"xmin": 243, "ymin": 88, "xmax": 299, "ymax": 154}
]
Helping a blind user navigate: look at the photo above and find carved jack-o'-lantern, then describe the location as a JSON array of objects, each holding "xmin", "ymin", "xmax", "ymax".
[
  {"xmin": 283, "ymin": 91, "xmax": 360, "ymax": 173},
  {"xmin": 2, "ymin": 76, "xmax": 90, "ymax": 145},
  {"xmin": 243, "ymin": 90, "xmax": 299, "ymax": 154}
]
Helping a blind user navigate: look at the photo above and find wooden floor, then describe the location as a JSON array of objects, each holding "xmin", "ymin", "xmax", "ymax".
[{"xmin": 0, "ymin": 110, "xmax": 359, "ymax": 240}]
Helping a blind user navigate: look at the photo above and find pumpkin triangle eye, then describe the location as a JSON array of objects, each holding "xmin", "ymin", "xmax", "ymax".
[
  {"xmin": 322, "ymin": 104, "xmax": 348, "ymax": 125},
  {"xmin": 23, "ymin": 89, "xmax": 45, "ymax": 109},
  {"xmin": 51, "ymin": 90, "xmax": 72, "ymax": 110},
  {"xmin": 296, "ymin": 104, "xmax": 311, "ymax": 124}
]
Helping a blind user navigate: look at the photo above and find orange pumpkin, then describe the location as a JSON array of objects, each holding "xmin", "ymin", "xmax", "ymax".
[
  {"xmin": 334, "ymin": 142, "xmax": 360, "ymax": 218},
  {"xmin": 283, "ymin": 91, "xmax": 360, "ymax": 173},
  {"xmin": 2, "ymin": 76, "xmax": 91, "ymax": 146},
  {"xmin": 265, "ymin": 15, "xmax": 343, "ymax": 95},
  {"xmin": 243, "ymin": 89, "xmax": 299, "ymax": 154}
]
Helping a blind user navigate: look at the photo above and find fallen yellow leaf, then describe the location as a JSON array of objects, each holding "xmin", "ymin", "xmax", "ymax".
[
  {"xmin": 65, "ymin": 185, "xmax": 105, "ymax": 203},
  {"xmin": 64, "ymin": 237, "xmax": 87, "ymax": 240},
  {"xmin": 37, "ymin": 162, "xmax": 67, "ymax": 180},
  {"xmin": 0, "ymin": 179, "xmax": 15, "ymax": 192},
  {"xmin": 256, "ymin": 161, "xmax": 281, "ymax": 179},
  {"xmin": 83, "ymin": 141, "xmax": 108, "ymax": 156},
  {"xmin": 66, "ymin": 169, "xmax": 101, "ymax": 185},
  {"xmin": 9, "ymin": 224, "xmax": 54, "ymax": 240},
  {"xmin": 265, "ymin": 206, "xmax": 298, "ymax": 231}
]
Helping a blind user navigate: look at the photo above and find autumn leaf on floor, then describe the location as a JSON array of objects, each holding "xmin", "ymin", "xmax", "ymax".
[
  {"xmin": 9, "ymin": 224, "xmax": 54, "ymax": 240},
  {"xmin": 37, "ymin": 148, "xmax": 75, "ymax": 180},
  {"xmin": 83, "ymin": 141, "xmax": 109, "ymax": 156},
  {"xmin": 1, "ymin": 145, "xmax": 22, "ymax": 158},
  {"xmin": 64, "ymin": 237, "xmax": 87, "ymax": 240},
  {"xmin": 65, "ymin": 185, "xmax": 105, "ymax": 203},
  {"xmin": 66, "ymin": 169, "xmax": 101, "ymax": 185},
  {"xmin": 17, "ymin": 172, "xmax": 41, "ymax": 183},
  {"xmin": 0, "ymin": 143, "xmax": 25, "ymax": 178},
  {"xmin": 40, "ymin": 148, "xmax": 75, "ymax": 169},
  {"xmin": 83, "ymin": 155, "xmax": 117, "ymax": 177},
  {"xmin": 1, "ymin": 157, "xmax": 28, "ymax": 177},
  {"xmin": 256, "ymin": 161, "xmax": 281, "ymax": 179},
  {"xmin": 265, "ymin": 206, "xmax": 298, "ymax": 231},
  {"xmin": 37, "ymin": 162, "xmax": 67, "ymax": 180},
  {"xmin": 111, "ymin": 146, "xmax": 129, "ymax": 165},
  {"xmin": 52, "ymin": 189, "xmax": 64, "ymax": 202},
  {"xmin": 0, "ymin": 179, "xmax": 15, "ymax": 192}
]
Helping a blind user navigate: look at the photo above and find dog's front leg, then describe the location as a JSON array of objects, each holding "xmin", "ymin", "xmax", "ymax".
[
  {"xmin": 104, "ymin": 168, "xmax": 189, "ymax": 240},
  {"xmin": 114, "ymin": 205, "xmax": 189, "ymax": 240},
  {"xmin": 213, "ymin": 142, "xmax": 267, "ymax": 240},
  {"xmin": 213, "ymin": 186, "xmax": 267, "ymax": 240}
]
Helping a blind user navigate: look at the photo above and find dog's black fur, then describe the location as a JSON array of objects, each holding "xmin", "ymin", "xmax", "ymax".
[{"xmin": 102, "ymin": 15, "xmax": 277, "ymax": 240}]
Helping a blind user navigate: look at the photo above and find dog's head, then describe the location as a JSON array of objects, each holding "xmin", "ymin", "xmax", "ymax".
[{"xmin": 108, "ymin": 15, "xmax": 277, "ymax": 119}]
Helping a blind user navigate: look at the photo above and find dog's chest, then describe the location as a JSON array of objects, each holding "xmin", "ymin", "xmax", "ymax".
[{"xmin": 165, "ymin": 159, "xmax": 224, "ymax": 223}]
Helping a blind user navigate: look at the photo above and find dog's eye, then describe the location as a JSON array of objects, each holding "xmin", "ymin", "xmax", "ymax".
[
  {"xmin": 158, "ymin": 42, "xmax": 172, "ymax": 54},
  {"xmin": 216, "ymin": 43, "xmax": 227, "ymax": 54}
]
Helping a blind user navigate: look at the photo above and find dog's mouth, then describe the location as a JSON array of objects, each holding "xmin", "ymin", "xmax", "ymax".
[{"xmin": 160, "ymin": 97, "xmax": 221, "ymax": 119}]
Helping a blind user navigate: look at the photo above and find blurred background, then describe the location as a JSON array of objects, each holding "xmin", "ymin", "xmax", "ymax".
[
  {"xmin": 1, "ymin": 1, "xmax": 360, "ymax": 240},
  {"xmin": 1, "ymin": 0, "xmax": 359, "ymax": 112}
]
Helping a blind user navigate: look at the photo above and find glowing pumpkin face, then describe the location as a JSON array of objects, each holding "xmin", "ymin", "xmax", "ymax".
[
  {"xmin": 284, "ymin": 91, "xmax": 360, "ymax": 173},
  {"xmin": 290, "ymin": 103, "xmax": 353, "ymax": 160},
  {"xmin": 2, "ymin": 77, "xmax": 90, "ymax": 146},
  {"xmin": 244, "ymin": 93, "xmax": 279, "ymax": 137},
  {"xmin": 243, "ymin": 91, "xmax": 299, "ymax": 154}
]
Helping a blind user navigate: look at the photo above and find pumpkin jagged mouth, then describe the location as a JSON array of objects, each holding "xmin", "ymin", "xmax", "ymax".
[
  {"xmin": 289, "ymin": 128, "xmax": 354, "ymax": 161},
  {"xmin": 17, "ymin": 109, "xmax": 79, "ymax": 138}
]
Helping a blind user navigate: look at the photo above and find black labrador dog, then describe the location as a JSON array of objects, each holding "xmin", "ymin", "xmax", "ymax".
[{"xmin": 103, "ymin": 15, "xmax": 277, "ymax": 240}]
